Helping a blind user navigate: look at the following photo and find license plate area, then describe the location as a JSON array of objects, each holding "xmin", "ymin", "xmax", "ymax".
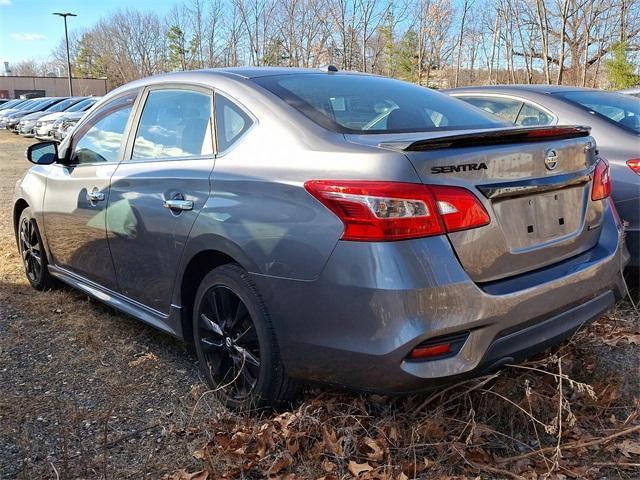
[{"xmin": 493, "ymin": 187, "xmax": 584, "ymax": 250}]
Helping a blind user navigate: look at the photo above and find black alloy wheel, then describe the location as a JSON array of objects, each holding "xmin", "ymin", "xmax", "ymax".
[
  {"xmin": 192, "ymin": 264, "xmax": 298, "ymax": 409},
  {"xmin": 196, "ymin": 285, "xmax": 261, "ymax": 401}
]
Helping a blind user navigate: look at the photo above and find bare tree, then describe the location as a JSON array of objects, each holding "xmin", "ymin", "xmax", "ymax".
[{"xmin": 454, "ymin": 0, "xmax": 472, "ymax": 87}]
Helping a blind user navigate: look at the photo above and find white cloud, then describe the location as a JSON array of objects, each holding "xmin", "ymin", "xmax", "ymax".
[
  {"xmin": 10, "ymin": 33, "xmax": 46, "ymax": 42},
  {"xmin": 0, "ymin": 0, "xmax": 11, "ymax": 6}
]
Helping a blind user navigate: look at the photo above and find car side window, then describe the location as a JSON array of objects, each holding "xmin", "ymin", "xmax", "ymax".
[
  {"xmin": 71, "ymin": 93, "xmax": 136, "ymax": 164},
  {"xmin": 458, "ymin": 96, "xmax": 523, "ymax": 124},
  {"xmin": 215, "ymin": 94, "xmax": 254, "ymax": 152},
  {"xmin": 516, "ymin": 104, "xmax": 554, "ymax": 126},
  {"xmin": 132, "ymin": 89, "xmax": 213, "ymax": 160}
]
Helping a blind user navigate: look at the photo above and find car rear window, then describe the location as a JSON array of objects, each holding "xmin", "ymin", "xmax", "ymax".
[
  {"xmin": 555, "ymin": 91, "xmax": 640, "ymax": 133},
  {"xmin": 253, "ymin": 74, "xmax": 504, "ymax": 134}
]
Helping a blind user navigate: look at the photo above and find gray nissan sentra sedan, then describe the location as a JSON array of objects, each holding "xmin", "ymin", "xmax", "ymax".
[{"xmin": 14, "ymin": 68, "xmax": 629, "ymax": 407}]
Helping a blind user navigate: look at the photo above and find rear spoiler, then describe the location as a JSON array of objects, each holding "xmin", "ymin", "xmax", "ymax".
[{"xmin": 378, "ymin": 125, "xmax": 591, "ymax": 152}]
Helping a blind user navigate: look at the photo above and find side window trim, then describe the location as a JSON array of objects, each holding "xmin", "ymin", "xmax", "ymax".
[
  {"xmin": 123, "ymin": 83, "xmax": 215, "ymax": 163},
  {"xmin": 65, "ymin": 89, "xmax": 140, "ymax": 166},
  {"xmin": 213, "ymin": 91, "xmax": 257, "ymax": 157}
]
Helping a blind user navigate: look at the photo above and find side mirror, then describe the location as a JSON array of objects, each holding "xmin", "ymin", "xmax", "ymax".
[{"xmin": 26, "ymin": 141, "xmax": 58, "ymax": 165}]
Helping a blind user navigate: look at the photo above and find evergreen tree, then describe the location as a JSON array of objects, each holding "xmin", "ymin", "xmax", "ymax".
[
  {"xmin": 606, "ymin": 42, "xmax": 639, "ymax": 89},
  {"xmin": 396, "ymin": 30, "xmax": 419, "ymax": 82},
  {"xmin": 74, "ymin": 34, "xmax": 107, "ymax": 78},
  {"xmin": 167, "ymin": 25, "xmax": 188, "ymax": 71}
]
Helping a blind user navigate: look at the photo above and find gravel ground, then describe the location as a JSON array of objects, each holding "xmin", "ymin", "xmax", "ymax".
[
  {"xmin": 0, "ymin": 133, "xmax": 637, "ymax": 479},
  {"xmin": 0, "ymin": 134, "xmax": 217, "ymax": 479}
]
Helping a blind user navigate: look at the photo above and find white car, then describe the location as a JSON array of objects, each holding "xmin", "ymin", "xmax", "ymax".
[
  {"xmin": 34, "ymin": 97, "xmax": 100, "ymax": 140},
  {"xmin": 618, "ymin": 87, "xmax": 640, "ymax": 98}
]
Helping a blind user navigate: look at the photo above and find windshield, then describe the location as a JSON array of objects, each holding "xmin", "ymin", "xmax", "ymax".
[
  {"xmin": 17, "ymin": 99, "xmax": 40, "ymax": 110},
  {"xmin": 66, "ymin": 98, "xmax": 97, "ymax": 112},
  {"xmin": 253, "ymin": 74, "xmax": 505, "ymax": 134},
  {"xmin": 0, "ymin": 99, "xmax": 24, "ymax": 110},
  {"xmin": 23, "ymin": 98, "xmax": 50, "ymax": 111},
  {"xmin": 555, "ymin": 91, "xmax": 640, "ymax": 134},
  {"xmin": 46, "ymin": 98, "xmax": 78, "ymax": 112}
]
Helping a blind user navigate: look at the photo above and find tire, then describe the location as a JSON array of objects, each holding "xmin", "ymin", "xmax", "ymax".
[
  {"xmin": 192, "ymin": 264, "xmax": 298, "ymax": 409},
  {"xmin": 17, "ymin": 207, "xmax": 57, "ymax": 291}
]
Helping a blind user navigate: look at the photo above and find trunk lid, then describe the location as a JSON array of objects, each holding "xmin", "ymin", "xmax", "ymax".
[{"xmin": 346, "ymin": 126, "xmax": 603, "ymax": 283}]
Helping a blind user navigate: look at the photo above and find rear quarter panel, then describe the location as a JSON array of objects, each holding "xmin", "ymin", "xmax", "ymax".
[{"xmin": 178, "ymin": 75, "xmax": 423, "ymax": 283}]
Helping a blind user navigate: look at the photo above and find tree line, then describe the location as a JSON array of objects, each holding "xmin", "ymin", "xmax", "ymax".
[{"xmin": 10, "ymin": 0, "xmax": 640, "ymax": 90}]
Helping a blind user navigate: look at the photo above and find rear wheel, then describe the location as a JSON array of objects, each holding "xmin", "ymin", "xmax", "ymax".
[
  {"xmin": 18, "ymin": 208, "xmax": 56, "ymax": 291},
  {"xmin": 192, "ymin": 264, "xmax": 297, "ymax": 409}
]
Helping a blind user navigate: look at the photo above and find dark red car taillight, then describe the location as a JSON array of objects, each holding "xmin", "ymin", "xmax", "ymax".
[
  {"xmin": 627, "ymin": 158, "xmax": 640, "ymax": 176},
  {"xmin": 591, "ymin": 158, "xmax": 611, "ymax": 201},
  {"xmin": 304, "ymin": 180, "xmax": 490, "ymax": 241}
]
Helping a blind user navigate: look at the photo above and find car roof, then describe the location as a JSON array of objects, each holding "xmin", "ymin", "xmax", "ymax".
[
  {"xmin": 204, "ymin": 66, "xmax": 367, "ymax": 78},
  {"xmin": 135, "ymin": 67, "xmax": 367, "ymax": 83},
  {"xmin": 444, "ymin": 85, "xmax": 599, "ymax": 95}
]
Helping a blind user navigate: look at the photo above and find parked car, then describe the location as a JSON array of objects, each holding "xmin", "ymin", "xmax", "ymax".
[
  {"xmin": 51, "ymin": 113, "xmax": 82, "ymax": 141},
  {"xmin": 18, "ymin": 97, "xmax": 87, "ymax": 137},
  {"xmin": 15, "ymin": 69, "xmax": 628, "ymax": 407},
  {"xmin": 446, "ymin": 85, "xmax": 640, "ymax": 267},
  {"xmin": 619, "ymin": 87, "xmax": 640, "ymax": 98},
  {"xmin": 46, "ymin": 98, "xmax": 101, "ymax": 141},
  {"xmin": 35, "ymin": 97, "xmax": 100, "ymax": 141},
  {"xmin": 0, "ymin": 98, "xmax": 44, "ymax": 126},
  {"xmin": 3, "ymin": 97, "xmax": 68, "ymax": 131},
  {"xmin": 0, "ymin": 98, "xmax": 29, "ymax": 111}
]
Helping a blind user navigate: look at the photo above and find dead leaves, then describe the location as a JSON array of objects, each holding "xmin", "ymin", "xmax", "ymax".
[
  {"xmin": 347, "ymin": 460, "xmax": 373, "ymax": 476},
  {"xmin": 163, "ymin": 470, "xmax": 208, "ymax": 480},
  {"xmin": 617, "ymin": 438, "xmax": 640, "ymax": 457},
  {"xmin": 362, "ymin": 436, "xmax": 384, "ymax": 461},
  {"xmin": 127, "ymin": 351, "xmax": 159, "ymax": 368},
  {"xmin": 182, "ymin": 305, "xmax": 640, "ymax": 480}
]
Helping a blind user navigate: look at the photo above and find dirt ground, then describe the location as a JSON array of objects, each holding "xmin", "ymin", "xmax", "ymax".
[{"xmin": 0, "ymin": 133, "xmax": 638, "ymax": 480}]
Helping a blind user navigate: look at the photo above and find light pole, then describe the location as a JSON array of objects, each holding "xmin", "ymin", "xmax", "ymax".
[{"xmin": 53, "ymin": 12, "xmax": 77, "ymax": 96}]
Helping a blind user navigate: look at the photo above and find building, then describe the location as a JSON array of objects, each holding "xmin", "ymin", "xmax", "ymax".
[{"xmin": 0, "ymin": 75, "xmax": 108, "ymax": 99}]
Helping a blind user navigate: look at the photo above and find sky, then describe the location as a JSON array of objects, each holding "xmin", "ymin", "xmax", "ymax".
[{"xmin": 0, "ymin": 0, "xmax": 177, "ymax": 66}]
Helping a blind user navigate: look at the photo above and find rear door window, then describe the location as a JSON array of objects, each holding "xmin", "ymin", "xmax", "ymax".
[
  {"xmin": 457, "ymin": 96, "xmax": 523, "ymax": 123},
  {"xmin": 515, "ymin": 104, "xmax": 554, "ymax": 126},
  {"xmin": 131, "ymin": 89, "xmax": 213, "ymax": 160}
]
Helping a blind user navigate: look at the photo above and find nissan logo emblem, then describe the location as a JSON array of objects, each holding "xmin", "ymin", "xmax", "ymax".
[{"xmin": 544, "ymin": 149, "xmax": 558, "ymax": 170}]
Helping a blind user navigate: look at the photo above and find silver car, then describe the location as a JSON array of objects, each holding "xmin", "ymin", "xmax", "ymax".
[
  {"xmin": 35, "ymin": 97, "xmax": 101, "ymax": 141},
  {"xmin": 14, "ymin": 68, "xmax": 629, "ymax": 407},
  {"xmin": 445, "ymin": 85, "xmax": 640, "ymax": 267}
]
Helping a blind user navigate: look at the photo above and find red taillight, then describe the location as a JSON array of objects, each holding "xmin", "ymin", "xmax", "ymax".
[
  {"xmin": 627, "ymin": 158, "xmax": 640, "ymax": 175},
  {"xmin": 304, "ymin": 180, "xmax": 489, "ymax": 241},
  {"xmin": 430, "ymin": 185, "xmax": 491, "ymax": 233},
  {"xmin": 591, "ymin": 158, "xmax": 611, "ymax": 201}
]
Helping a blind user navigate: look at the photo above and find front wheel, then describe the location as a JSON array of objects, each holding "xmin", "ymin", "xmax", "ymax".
[{"xmin": 192, "ymin": 264, "xmax": 298, "ymax": 409}]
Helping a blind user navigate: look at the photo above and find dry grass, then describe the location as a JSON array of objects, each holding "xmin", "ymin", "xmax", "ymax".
[{"xmin": 0, "ymin": 133, "xmax": 638, "ymax": 479}]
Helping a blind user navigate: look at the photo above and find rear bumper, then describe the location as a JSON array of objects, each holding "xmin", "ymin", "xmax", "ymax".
[
  {"xmin": 624, "ymin": 228, "xmax": 639, "ymax": 267},
  {"xmin": 416, "ymin": 289, "xmax": 616, "ymax": 391},
  {"xmin": 252, "ymin": 200, "xmax": 628, "ymax": 393}
]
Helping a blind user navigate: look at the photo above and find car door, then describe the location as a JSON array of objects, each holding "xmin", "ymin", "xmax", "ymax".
[
  {"xmin": 42, "ymin": 91, "xmax": 138, "ymax": 290},
  {"xmin": 107, "ymin": 86, "xmax": 215, "ymax": 314}
]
